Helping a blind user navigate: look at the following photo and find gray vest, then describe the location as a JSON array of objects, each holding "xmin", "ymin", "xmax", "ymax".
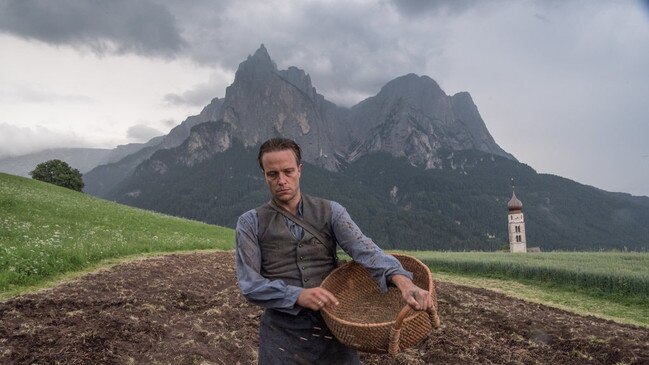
[{"xmin": 256, "ymin": 195, "xmax": 337, "ymax": 288}]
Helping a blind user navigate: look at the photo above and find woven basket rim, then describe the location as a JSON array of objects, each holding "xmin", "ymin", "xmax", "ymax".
[{"xmin": 320, "ymin": 253, "xmax": 434, "ymax": 327}]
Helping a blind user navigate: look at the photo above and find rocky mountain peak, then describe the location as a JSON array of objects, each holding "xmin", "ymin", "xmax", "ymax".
[
  {"xmin": 197, "ymin": 45, "xmax": 342, "ymax": 170},
  {"xmin": 232, "ymin": 44, "xmax": 277, "ymax": 84},
  {"xmin": 347, "ymin": 72, "xmax": 514, "ymax": 167},
  {"xmin": 277, "ymin": 66, "xmax": 317, "ymax": 100},
  {"xmin": 124, "ymin": 47, "xmax": 513, "ymax": 177},
  {"xmin": 251, "ymin": 44, "xmax": 274, "ymax": 64},
  {"xmin": 378, "ymin": 73, "xmax": 446, "ymax": 102}
]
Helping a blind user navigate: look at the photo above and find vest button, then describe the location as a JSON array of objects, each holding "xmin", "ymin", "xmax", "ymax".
[
  {"xmin": 298, "ymin": 244, "xmax": 303, "ymax": 248},
  {"xmin": 299, "ymin": 256, "xmax": 304, "ymax": 260},
  {"xmin": 303, "ymin": 278, "xmax": 309, "ymax": 282},
  {"xmin": 301, "ymin": 266, "xmax": 306, "ymax": 270}
]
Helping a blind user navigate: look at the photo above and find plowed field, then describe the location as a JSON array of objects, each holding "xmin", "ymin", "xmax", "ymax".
[{"xmin": 1, "ymin": 252, "xmax": 647, "ymax": 364}]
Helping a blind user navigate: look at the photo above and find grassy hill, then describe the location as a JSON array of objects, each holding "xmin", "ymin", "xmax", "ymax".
[{"xmin": 0, "ymin": 173, "xmax": 234, "ymax": 298}]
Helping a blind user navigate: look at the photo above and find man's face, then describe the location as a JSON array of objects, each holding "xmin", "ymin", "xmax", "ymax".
[{"xmin": 261, "ymin": 149, "xmax": 302, "ymax": 206}]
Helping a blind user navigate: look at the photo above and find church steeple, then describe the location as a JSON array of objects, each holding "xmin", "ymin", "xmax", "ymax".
[
  {"xmin": 507, "ymin": 180, "xmax": 523, "ymax": 212},
  {"xmin": 507, "ymin": 179, "xmax": 527, "ymax": 252}
]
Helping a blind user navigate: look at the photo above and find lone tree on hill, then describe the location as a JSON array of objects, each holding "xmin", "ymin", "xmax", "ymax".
[{"xmin": 30, "ymin": 159, "xmax": 85, "ymax": 192}]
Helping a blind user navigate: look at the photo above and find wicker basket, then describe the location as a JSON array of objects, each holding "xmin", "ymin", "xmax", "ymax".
[{"xmin": 320, "ymin": 254, "xmax": 441, "ymax": 356}]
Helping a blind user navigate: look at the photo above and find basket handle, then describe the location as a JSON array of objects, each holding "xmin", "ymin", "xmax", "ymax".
[{"xmin": 388, "ymin": 302, "xmax": 441, "ymax": 356}]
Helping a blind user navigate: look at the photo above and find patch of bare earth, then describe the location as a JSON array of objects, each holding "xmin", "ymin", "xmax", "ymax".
[{"xmin": 1, "ymin": 252, "xmax": 647, "ymax": 364}]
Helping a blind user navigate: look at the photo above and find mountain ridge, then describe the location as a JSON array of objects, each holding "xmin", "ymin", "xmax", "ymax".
[
  {"xmin": 149, "ymin": 45, "xmax": 516, "ymax": 173},
  {"xmin": 6, "ymin": 45, "xmax": 647, "ymax": 250},
  {"xmin": 84, "ymin": 45, "xmax": 648, "ymax": 250}
]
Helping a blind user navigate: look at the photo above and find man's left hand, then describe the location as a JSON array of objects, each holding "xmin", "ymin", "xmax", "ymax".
[{"xmin": 391, "ymin": 274, "xmax": 433, "ymax": 311}]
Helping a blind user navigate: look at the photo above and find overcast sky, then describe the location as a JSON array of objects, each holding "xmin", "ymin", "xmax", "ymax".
[{"xmin": 1, "ymin": 0, "xmax": 648, "ymax": 196}]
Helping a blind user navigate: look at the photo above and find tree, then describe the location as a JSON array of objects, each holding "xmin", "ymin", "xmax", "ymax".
[{"xmin": 30, "ymin": 159, "xmax": 85, "ymax": 192}]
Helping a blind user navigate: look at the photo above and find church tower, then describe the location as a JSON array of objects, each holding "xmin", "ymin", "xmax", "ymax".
[{"xmin": 507, "ymin": 181, "xmax": 527, "ymax": 252}]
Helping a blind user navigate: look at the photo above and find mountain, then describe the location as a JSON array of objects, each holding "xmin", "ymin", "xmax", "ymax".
[
  {"xmin": 346, "ymin": 74, "xmax": 514, "ymax": 168},
  {"xmin": 107, "ymin": 138, "xmax": 649, "ymax": 251},
  {"xmin": 217, "ymin": 45, "xmax": 343, "ymax": 170},
  {"xmin": 84, "ymin": 45, "xmax": 649, "ymax": 251}
]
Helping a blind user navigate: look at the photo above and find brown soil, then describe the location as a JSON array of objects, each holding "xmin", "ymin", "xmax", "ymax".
[{"xmin": 1, "ymin": 251, "xmax": 647, "ymax": 365}]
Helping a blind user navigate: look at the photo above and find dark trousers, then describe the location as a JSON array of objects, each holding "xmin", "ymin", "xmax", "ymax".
[{"xmin": 259, "ymin": 308, "xmax": 360, "ymax": 365}]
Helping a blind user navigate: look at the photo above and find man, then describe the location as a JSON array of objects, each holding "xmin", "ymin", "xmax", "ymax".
[{"xmin": 236, "ymin": 137, "xmax": 432, "ymax": 364}]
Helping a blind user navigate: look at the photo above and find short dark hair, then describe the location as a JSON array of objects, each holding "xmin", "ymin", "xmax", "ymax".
[{"xmin": 257, "ymin": 138, "xmax": 302, "ymax": 170}]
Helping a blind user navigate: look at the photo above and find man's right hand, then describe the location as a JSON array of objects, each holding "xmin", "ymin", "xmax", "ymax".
[{"xmin": 297, "ymin": 287, "xmax": 339, "ymax": 311}]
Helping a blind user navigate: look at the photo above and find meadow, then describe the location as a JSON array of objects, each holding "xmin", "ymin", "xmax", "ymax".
[
  {"xmin": 1, "ymin": 172, "xmax": 647, "ymax": 326},
  {"xmin": 0, "ymin": 173, "xmax": 234, "ymax": 298},
  {"xmin": 411, "ymin": 251, "xmax": 649, "ymax": 326},
  {"xmin": 414, "ymin": 251, "xmax": 649, "ymax": 297}
]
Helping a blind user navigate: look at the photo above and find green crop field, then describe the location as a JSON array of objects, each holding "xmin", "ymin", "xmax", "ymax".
[
  {"xmin": 412, "ymin": 251, "xmax": 649, "ymax": 297},
  {"xmin": 0, "ymin": 173, "xmax": 235, "ymax": 298},
  {"xmin": 406, "ymin": 250, "xmax": 649, "ymax": 326}
]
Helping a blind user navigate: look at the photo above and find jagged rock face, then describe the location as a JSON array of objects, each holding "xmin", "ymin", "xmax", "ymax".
[
  {"xmin": 171, "ymin": 47, "xmax": 514, "ymax": 174},
  {"xmin": 347, "ymin": 74, "xmax": 448, "ymax": 141},
  {"xmin": 159, "ymin": 97, "xmax": 224, "ymax": 150},
  {"xmin": 87, "ymin": 45, "xmax": 517, "ymax": 198},
  {"xmin": 177, "ymin": 122, "xmax": 233, "ymax": 167},
  {"xmin": 348, "ymin": 98, "xmax": 446, "ymax": 168},
  {"xmin": 216, "ymin": 45, "xmax": 341, "ymax": 170},
  {"xmin": 134, "ymin": 121, "xmax": 234, "ymax": 178},
  {"xmin": 277, "ymin": 66, "xmax": 318, "ymax": 101},
  {"xmin": 347, "ymin": 74, "xmax": 515, "ymax": 168},
  {"xmin": 449, "ymin": 92, "xmax": 513, "ymax": 158}
]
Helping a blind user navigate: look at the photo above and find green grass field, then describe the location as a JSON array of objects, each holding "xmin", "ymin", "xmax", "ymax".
[
  {"xmin": 2, "ymin": 172, "xmax": 647, "ymax": 326},
  {"xmin": 0, "ymin": 173, "xmax": 234, "ymax": 298},
  {"xmin": 413, "ymin": 251, "xmax": 649, "ymax": 297},
  {"xmin": 409, "ymin": 251, "xmax": 649, "ymax": 326}
]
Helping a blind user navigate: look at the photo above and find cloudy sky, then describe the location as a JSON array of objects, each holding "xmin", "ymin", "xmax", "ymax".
[{"xmin": 1, "ymin": 0, "xmax": 648, "ymax": 196}]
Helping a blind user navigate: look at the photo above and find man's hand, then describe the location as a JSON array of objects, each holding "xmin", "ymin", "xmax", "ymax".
[
  {"xmin": 297, "ymin": 287, "xmax": 339, "ymax": 311},
  {"xmin": 391, "ymin": 274, "xmax": 433, "ymax": 311}
]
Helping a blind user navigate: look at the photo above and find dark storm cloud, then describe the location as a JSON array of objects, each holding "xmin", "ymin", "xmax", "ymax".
[
  {"xmin": 0, "ymin": 0, "xmax": 186, "ymax": 57},
  {"xmin": 0, "ymin": 0, "xmax": 442, "ymax": 105},
  {"xmin": 159, "ymin": 0, "xmax": 446, "ymax": 105}
]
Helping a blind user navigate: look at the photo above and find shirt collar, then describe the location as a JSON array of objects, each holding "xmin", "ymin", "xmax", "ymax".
[{"xmin": 297, "ymin": 197, "xmax": 304, "ymax": 218}]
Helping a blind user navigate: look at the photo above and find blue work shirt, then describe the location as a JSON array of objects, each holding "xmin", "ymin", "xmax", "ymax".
[{"xmin": 235, "ymin": 199, "xmax": 413, "ymax": 315}]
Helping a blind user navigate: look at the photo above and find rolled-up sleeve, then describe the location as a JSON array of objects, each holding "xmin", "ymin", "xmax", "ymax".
[
  {"xmin": 235, "ymin": 209, "xmax": 303, "ymax": 314},
  {"xmin": 330, "ymin": 201, "xmax": 412, "ymax": 292}
]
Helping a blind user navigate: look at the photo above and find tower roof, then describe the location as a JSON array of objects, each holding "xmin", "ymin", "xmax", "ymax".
[{"xmin": 508, "ymin": 190, "xmax": 523, "ymax": 211}]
